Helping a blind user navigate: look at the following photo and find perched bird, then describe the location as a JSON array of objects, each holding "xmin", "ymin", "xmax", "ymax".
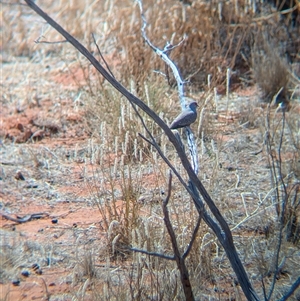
[{"xmin": 170, "ymin": 100, "xmax": 198, "ymax": 129}]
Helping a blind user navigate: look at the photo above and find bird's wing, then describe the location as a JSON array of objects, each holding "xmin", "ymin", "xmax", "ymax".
[{"xmin": 170, "ymin": 110, "xmax": 197, "ymax": 129}]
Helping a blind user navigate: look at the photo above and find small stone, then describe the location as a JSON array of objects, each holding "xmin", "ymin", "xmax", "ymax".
[
  {"xmin": 21, "ymin": 270, "xmax": 30, "ymax": 277},
  {"xmin": 12, "ymin": 279, "xmax": 20, "ymax": 286},
  {"xmin": 32, "ymin": 263, "xmax": 40, "ymax": 271},
  {"xmin": 51, "ymin": 219, "xmax": 58, "ymax": 224},
  {"xmin": 25, "ymin": 182, "xmax": 38, "ymax": 189},
  {"xmin": 15, "ymin": 171, "xmax": 25, "ymax": 181},
  {"xmin": 16, "ymin": 123, "xmax": 24, "ymax": 132}
]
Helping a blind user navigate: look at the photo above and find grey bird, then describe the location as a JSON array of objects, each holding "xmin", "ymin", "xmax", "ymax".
[{"xmin": 170, "ymin": 100, "xmax": 198, "ymax": 129}]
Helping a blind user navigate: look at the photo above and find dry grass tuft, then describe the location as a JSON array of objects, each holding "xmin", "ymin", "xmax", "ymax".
[
  {"xmin": 251, "ymin": 35, "xmax": 291, "ymax": 103},
  {"xmin": 3, "ymin": 0, "xmax": 299, "ymax": 92}
]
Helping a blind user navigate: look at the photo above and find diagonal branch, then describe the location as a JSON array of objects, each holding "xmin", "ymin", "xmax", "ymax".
[
  {"xmin": 183, "ymin": 215, "xmax": 201, "ymax": 259},
  {"xmin": 91, "ymin": 33, "xmax": 115, "ymax": 79},
  {"xmin": 130, "ymin": 247, "xmax": 175, "ymax": 261},
  {"xmin": 162, "ymin": 172, "xmax": 195, "ymax": 301},
  {"xmin": 278, "ymin": 276, "xmax": 300, "ymax": 301},
  {"xmin": 23, "ymin": 1, "xmax": 259, "ymax": 300}
]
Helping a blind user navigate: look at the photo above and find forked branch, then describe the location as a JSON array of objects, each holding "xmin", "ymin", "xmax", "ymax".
[
  {"xmin": 23, "ymin": 1, "xmax": 259, "ymax": 300},
  {"xmin": 162, "ymin": 172, "xmax": 195, "ymax": 301}
]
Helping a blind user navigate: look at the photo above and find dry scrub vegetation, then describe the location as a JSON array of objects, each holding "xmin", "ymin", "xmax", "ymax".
[{"xmin": 1, "ymin": 0, "xmax": 300, "ymax": 300}]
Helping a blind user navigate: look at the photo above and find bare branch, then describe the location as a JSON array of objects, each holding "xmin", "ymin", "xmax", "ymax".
[
  {"xmin": 163, "ymin": 35, "xmax": 187, "ymax": 53},
  {"xmin": 138, "ymin": 132, "xmax": 193, "ymax": 197},
  {"xmin": 267, "ymin": 109, "xmax": 288, "ymax": 301},
  {"xmin": 162, "ymin": 172, "xmax": 195, "ymax": 301},
  {"xmin": 279, "ymin": 276, "xmax": 300, "ymax": 301},
  {"xmin": 23, "ymin": 1, "xmax": 259, "ymax": 299},
  {"xmin": 183, "ymin": 215, "xmax": 201, "ymax": 259},
  {"xmin": 91, "ymin": 33, "xmax": 115, "ymax": 79},
  {"xmin": 135, "ymin": 0, "xmax": 198, "ymax": 175},
  {"xmin": 135, "ymin": 0, "xmax": 186, "ymax": 105},
  {"xmin": 130, "ymin": 247, "xmax": 175, "ymax": 261}
]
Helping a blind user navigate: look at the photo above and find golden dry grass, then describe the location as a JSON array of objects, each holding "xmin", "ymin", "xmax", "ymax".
[{"xmin": 1, "ymin": 1, "xmax": 300, "ymax": 300}]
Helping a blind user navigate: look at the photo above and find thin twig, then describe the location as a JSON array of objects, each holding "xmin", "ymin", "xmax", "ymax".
[
  {"xmin": 183, "ymin": 215, "xmax": 201, "ymax": 259},
  {"xmin": 91, "ymin": 33, "xmax": 115, "ymax": 79},
  {"xmin": 279, "ymin": 276, "xmax": 300, "ymax": 301},
  {"xmin": 261, "ymin": 276, "xmax": 267, "ymax": 301},
  {"xmin": 23, "ymin": 2, "xmax": 259, "ymax": 299},
  {"xmin": 130, "ymin": 247, "xmax": 175, "ymax": 260},
  {"xmin": 162, "ymin": 172, "xmax": 195, "ymax": 301},
  {"xmin": 136, "ymin": 0, "xmax": 199, "ymax": 175},
  {"xmin": 267, "ymin": 109, "xmax": 287, "ymax": 301}
]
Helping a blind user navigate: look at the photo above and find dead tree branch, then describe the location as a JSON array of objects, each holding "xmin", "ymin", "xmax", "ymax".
[
  {"xmin": 162, "ymin": 172, "xmax": 195, "ymax": 301},
  {"xmin": 136, "ymin": 0, "xmax": 198, "ymax": 174},
  {"xmin": 183, "ymin": 215, "xmax": 201, "ymax": 259},
  {"xmin": 130, "ymin": 248, "xmax": 175, "ymax": 260},
  {"xmin": 23, "ymin": 1, "xmax": 259, "ymax": 300},
  {"xmin": 279, "ymin": 276, "xmax": 300, "ymax": 301}
]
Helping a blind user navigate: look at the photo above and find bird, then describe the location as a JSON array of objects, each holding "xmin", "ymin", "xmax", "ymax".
[{"xmin": 170, "ymin": 100, "xmax": 198, "ymax": 130}]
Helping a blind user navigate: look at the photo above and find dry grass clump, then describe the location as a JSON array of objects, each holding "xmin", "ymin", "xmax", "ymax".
[
  {"xmin": 251, "ymin": 35, "xmax": 291, "ymax": 104},
  {"xmin": 251, "ymin": 106, "xmax": 300, "ymax": 299},
  {"xmin": 0, "ymin": 232, "xmax": 22, "ymax": 282},
  {"xmin": 265, "ymin": 108, "xmax": 300, "ymax": 244},
  {"xmin": 2, "ymin": 0, "xmax": 298, "ymax": 92},
  {"xmin": 84, "ymin": 95, "xmax": 144, "ymax": 164},
  {"xmin": 115, "ymin": 0, "xmax": 255, "ymax": 89},
  {"xmin": 116, "ymin": 0, "xmax": 299, "ymax": 91},
  {"xmin": 1, "ymin": 229, "xmax": 61, "ymax": 283}
]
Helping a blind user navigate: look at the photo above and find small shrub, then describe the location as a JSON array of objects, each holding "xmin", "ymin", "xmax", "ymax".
[{"xmin": 251, "ymin": 34, "xmax": 291, "ymax": 104}]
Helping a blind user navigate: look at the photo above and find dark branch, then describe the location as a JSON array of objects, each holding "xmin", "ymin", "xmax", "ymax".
[
  {"xmin": 162, "ymin": 172, "xmax": 195, "ymax": 301},
  {"xmin": 91, "ymin": 33, "xmax": 115, "ymax": 79},
  {"xmin": 130, "ymin": 247, "xmax": 175, "ymax": 261},
  {"xmin": 183, "ymin": 215, "xmax": 201, "ymax": 259},
  {"xmin": 279, "ymin": 276, "xmax": 300, "ymax": 301},
  {"xmin": 23, "ymin": 1, "xmax": 259, "ymax": 299}
]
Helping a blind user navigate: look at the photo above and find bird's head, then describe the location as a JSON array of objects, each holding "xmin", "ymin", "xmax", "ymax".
[{"xmin": 187, "ymin": 100, "xmax": 198, "ymax": 112}]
